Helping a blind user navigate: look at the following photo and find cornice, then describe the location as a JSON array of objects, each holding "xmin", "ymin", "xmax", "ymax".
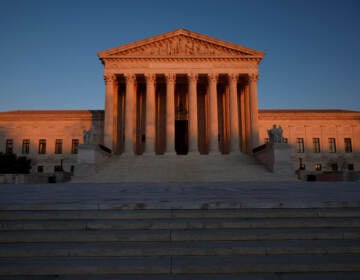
[
  {"xmin": 0, "ymin": 110, "xmax": 105, "ymax": 122},
  {"xmin": 259, "ymin": 109, "xmax": 360, "ymax": 121},
  {"xmin": 103, "ymin": 57, "xmax": 262, "ymax": 64}
]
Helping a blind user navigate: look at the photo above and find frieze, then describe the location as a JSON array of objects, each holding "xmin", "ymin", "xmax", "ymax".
[{"xmin": 106, "ymin": 35, "xmax": 253, "ymax": 58}]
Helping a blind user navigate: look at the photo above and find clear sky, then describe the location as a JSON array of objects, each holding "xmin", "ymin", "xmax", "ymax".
[{"xmin": 0, "ymin": 0, "xmax": 359, "ymax": 111}]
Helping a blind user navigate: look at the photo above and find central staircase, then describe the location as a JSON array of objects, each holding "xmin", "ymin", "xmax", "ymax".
[
  {"xmin": 73, "ymin": 153, "xmax": 295, "ymax": 183},
  {"xmin": 1, "ymin": 205, "xmax": 360, "ymax": 279}
]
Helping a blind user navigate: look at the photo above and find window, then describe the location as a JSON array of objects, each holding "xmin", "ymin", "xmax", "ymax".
[
  {"xmin": 348, "ymin": 164, "xmax": 354, "ymax": 171},
  {"xmin": 55, "ymin": 139, "xmax": 63, "ymax": 154},
  {"xmin": 70, "ymin": 165, "xmax": 75, "ymax": 176},
  {"xmin": 37, "ymin": 166, "xmax": 44, "ymax": 173},
  {"xmin": 344, "ymin": 138, "xmax": 352, "ymax": 153},
  {"xmin": 331, "ymin": 163, "xmax": 338, "ymax": 171},
  {"xmin": 22, "ymin": 139, "xmax": 30, "ymax": 154},
  {"xmin": 315, "ymin": 163, "xmax": 322, "ymax": 171},
  {"xmin": 5, "ymin": 139, "xmax": 13, "ymax": 154},
  {"xmin": 312, "ymin": 138, "xmax": 320, "ymax": 153},
  {"xmin": 328, "ymin": 138, "xmax": 336, "ymax": 153},
  {"xmin": 38, "ymin": 139, "xmax": 46, "ymax": 154},
  {"xmin": 54, "ymin": 165, "xmax": 62, "ymax": 172},
  {"xmin": 71, "ymin": 139, "xmax": 79, "ymax": 154},
  {"xmin": 296, "ymin": 138, "xmax": 304, "ymax": 153}
]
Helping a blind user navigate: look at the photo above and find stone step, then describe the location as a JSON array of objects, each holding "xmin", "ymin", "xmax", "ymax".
[
  {"xmin": 1, "ymin": 217, "xmax": 360, "ymax": 231},
  {"xmin": 1, "ymin": 240, "xmax": 359, "ymax": 258},
  {"xmin": 172, "ymin": 255, "xmax": 360, "ymax": 273},
  {"xmin": 3, "ymin": 273, "xmax": 360, "ymax": 280},
  {"xmin": 2, "ymin": 208, "xmax": 360, "ymax": 220},
  {"xmin": 171, "ymin": 228, "xmax": 360, "ymax": 241},
  {"xmin": 0, "ymin": 255, "xmax": 360, "ymax": 275},
  {"xmin": 1, "ymin": 228, "xmax": 359, "ymax": 243},
  {"xmin": 73, "ymin": 153, "xmax": 295, "ymax": 183},
  {"xmin": 0, "ymin": 230, "xmax": 169, "ymax": 243}
]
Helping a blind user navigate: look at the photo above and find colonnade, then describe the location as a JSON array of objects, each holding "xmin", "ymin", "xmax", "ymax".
[{"xmin": 103, "ymin": 72, "xmax": 259, "ymax": 155}]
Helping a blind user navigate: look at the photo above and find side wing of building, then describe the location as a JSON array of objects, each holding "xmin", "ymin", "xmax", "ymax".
[
  {"xmin": 0, "ymin": 110, "xmax": 104, "ymax": 174},
  {"xmin": 258, "ymin": 109, "xmax": 360, "ymax": 172}
]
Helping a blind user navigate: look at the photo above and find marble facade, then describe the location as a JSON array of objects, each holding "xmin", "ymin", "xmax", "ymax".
[
  {"xmin": 0, "ymin": 29, "xmax": 359, "ymax": 176},
  {"xmin": 98, "ymin": 29, "xmax": 264, "ymax": 155}
]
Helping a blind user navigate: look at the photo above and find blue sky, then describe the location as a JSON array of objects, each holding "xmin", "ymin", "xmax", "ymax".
[{"xmin": 0, "ymin": 0, "xmax": 359, "ymax": 111}]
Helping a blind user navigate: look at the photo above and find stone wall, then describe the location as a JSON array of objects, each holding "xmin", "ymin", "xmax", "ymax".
[
  {"xmin": 0, "ymin": 110, "xmax": 104, "ymax": 175},
  {"xmin": 258, "ymin": 110, "xmax": 360, "ymax": 173}
]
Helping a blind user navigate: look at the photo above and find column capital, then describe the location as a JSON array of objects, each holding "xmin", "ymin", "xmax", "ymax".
[
  {"xmin": 188, "ymin": 73, "xmax": 198, "ymax": 82},
  {"xmin": 124, "ymin": 73, "xmax": 136, "ymax": 82},
  {"xmin": 208, "ymin": 73, "xmax": 218, "ymax": 82},
  {"xmin": 166, "ymin": 73, "xmax": 176, "ymax": 83},
  {"xmin": 145, "ymin": 73, "xmax": 156, "ymax": 83},
  {"xmin": 104, "ymin": 74, "xmax": 117, "ymax": 85},
  {"xmin": 229, "ymin": 73, "xmax": 239, "ymax": 82},
  {"xmin": 248, "ymin": 73, "xmax": 259, "ymax": 82}
]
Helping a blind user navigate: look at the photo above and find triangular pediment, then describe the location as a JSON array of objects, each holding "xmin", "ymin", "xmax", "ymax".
[{"xmin": 98, "ymin": 29, "xmax": 264, "ymax": 60}]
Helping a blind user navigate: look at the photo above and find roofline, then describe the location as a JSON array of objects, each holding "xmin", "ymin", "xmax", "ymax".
[
  {"xmin": 0, "ymin": 110, "xmax": 104, "ymax": 121},
  {"xmin": 259, "ymin": 109, "xmax": 360, "ymax": 114},
  {"xmin": 97, "ymin": 28, "xmax": 265, "ymax": 60}
]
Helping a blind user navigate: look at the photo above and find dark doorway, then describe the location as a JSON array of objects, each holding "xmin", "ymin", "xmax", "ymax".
[{"xmin": 175, "ymin": 120, "xmax": 188, "ymax": 154}]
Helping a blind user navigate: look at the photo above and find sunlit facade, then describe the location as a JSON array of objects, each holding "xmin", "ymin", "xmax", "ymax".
[{"xmin": 0, "ymin": 29, "xmax": 359, "ymax": 177}]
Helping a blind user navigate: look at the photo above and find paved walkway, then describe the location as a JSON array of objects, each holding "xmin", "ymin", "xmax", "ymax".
[{"xmin": 0, "ymin": 182, "xmax": 359, "ymax": 210}]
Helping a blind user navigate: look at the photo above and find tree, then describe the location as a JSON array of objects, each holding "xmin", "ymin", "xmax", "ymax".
[{"xmin": 0, "ymin": 152, "xmax": 31, "ymax": 174}]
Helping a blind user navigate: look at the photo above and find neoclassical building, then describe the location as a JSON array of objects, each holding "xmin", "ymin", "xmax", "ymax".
[
  {"xmin": 98, "ymin": 29, "xmax": 264, "ymax": 156},
  {"xmin": 0, "ymin": 29, "xmax": 359, "ymax": 179}
]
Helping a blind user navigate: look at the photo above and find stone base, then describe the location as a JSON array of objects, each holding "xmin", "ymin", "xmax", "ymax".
[
  {"xmin": 254, "ymin": 142, "xmax": 294, "ymax": 177},
  {"xmin": 273, "ymin": 143, "xmax": 294, "ymax": 176},
  {"xmin": 75, "ymin": 144, "xmax": 109, "ymax": 178}
]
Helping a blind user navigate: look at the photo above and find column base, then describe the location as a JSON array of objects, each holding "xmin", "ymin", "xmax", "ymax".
[
  {"xmin": 121, "ymin": 152, "xmax": 136, "ymax": 157},
  {"xmin": 188, "ymin": 151, "xmax": 200, "ymax": 156},
  {"xmin": 208, "ymin": 151, "xmax": 221, "ymax": 156},
  {"xmin": 143, "ymin": 152, "xmax": 157, "ymax": 156}
]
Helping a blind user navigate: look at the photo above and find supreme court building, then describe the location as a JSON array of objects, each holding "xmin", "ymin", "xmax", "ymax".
[
  {"xmin": 99, "ymin": 29, "xmax": 263, "ymax": 156},
  {"xmin": 0, "ymin": 29, "xmax": 359, "ymax": 180}
]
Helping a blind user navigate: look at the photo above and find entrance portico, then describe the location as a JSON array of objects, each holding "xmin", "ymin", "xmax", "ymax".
[{"xmin": 99, "ymin": 29, "xmax": 264, "ymax": 155}]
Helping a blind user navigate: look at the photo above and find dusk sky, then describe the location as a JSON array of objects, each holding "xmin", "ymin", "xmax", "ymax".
[{"xmin": 0, "ymin": 0, "xmax": 359, "ymax": 111}]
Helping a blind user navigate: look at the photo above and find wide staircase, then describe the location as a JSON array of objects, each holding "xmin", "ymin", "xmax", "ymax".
[
  {"xmin": 73, "ymin": 153, "xmax": 295, "ymax": 183},
  {"xmin": 1, "ymin": 206, "xmax": 360, "ymax": 279}
]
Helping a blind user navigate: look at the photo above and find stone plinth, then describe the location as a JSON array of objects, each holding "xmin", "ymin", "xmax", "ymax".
[
  {"xmin": 75, "ymin": 144, "xmax": 98, "ymax": 177},
  {"xmin": 254, "ymin": 142, "xmax": 293, "ymax": 177},
  {"xmin": 273, "ymin": 142, "xmax": 293, "ymax": 176}
]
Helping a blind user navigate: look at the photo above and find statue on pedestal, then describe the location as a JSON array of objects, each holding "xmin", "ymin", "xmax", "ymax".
[
  {"xmin": 268, "ymin": 124, "xmax": 284, "ymax": 143},
  {"xmin": 83, "ymin": 129, "xmax": 93, "ymax": 145}
]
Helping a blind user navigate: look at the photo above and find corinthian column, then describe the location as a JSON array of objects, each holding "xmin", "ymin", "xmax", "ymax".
[
  {"xmin": 188, "ymin": 73, "xmax": 199, "ymax": 153},
  {"xmin": 208, "ymin": 73, "xmax": 219, "ymax": 154},
  {"xmin": 229, "ymin": 73, "xmax": 239, "ymax": 153},
  {"xmin": 249, "ymin": 73, "xmax": 260, "ymax": 149},
  {"xmin": 104, "ymin": 74, "xmax": 117, "ymax": 151},
  {"xmin": 145, "ymin": 73, "xmax": 156, "ymax": 154},
  {"xmin": 124, "ymin": 74, "xmax": 136, "ymax": 154},
  {"xmin": 166, "ymin": 73, "xmax": 175, "ymax": 154}
]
